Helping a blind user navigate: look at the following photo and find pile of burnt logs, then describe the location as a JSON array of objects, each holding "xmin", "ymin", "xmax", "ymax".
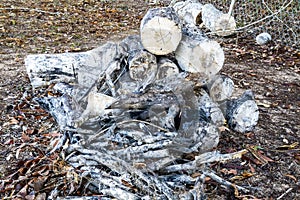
[{"xmin": 25, "ymin": 1, "xmax": 258, "ymax": 199}]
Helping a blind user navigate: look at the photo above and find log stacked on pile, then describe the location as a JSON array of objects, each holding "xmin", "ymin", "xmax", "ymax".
[{"xmin": 25, "ymin": 1, "xmax": 258, "ymax": 199}]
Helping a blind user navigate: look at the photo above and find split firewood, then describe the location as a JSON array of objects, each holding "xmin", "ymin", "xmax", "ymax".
[
  {"xmin": 224, "ymin": 90, "xmax": 259, "ymax": 133},
  {"xmin": 128, "ymin": 50, "xmax": 158, "ymax": 92},
  {"xmin": 140, "ymin": 7, "xmax": 182, "ymax": 55},
  {"xmin": 206, "ymin": 75, "xmax": 234, "ymax": 102},
  {"xmin": 172, "ymin": 0, "xmax": 203, "ymax": 26},
  {"xmin": 201, "ymin": 3, "xmax": 236, "ymax": 36},
  {"xmin": 175, "ymin": 26, "xmax": 224, "ymax": 76},
  {"xmin": 156, "ymin": 57, "xmax": 179, "ymax": 80}
]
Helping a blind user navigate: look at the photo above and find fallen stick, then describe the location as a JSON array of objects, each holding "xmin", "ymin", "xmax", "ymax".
[
  {"xmin": 162, "ymin": 149, "xmax": 247, "ymax": 173},
  {"xmin": 277, "ymin": 188, "xmax": 293, "ymax": 200},
  {"xmin": 202, "ymin": 170, "xmax": 250, "ymax": 193}
]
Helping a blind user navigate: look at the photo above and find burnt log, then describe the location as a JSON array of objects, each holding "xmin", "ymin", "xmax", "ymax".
[
  {"xmin": 140, "ymin": 7, "xmax": 182, "ymax": 55},
  {"xmin": 25, "ymin": 42, "xmax": 119, "ymax": 89},
  {"xmin": 198, "ymin": 89, "xmax": 225, "ymax": 126},
  {"xmin": 128, "ymin": 50, "xmax": 158, "ymax": 92},
  {"xmin": 156, "ymin": 57, "xmax": 179, "ymax": 80},
  {"xmin": 25, "ymin": 36, "xmax": 143, "ymax": 100},
  {"xmin": 224, "ymin": 90, "xmax": 259, "ymax": 133},
  {"xmin": 206, "ymin": 75, "xmax": 234, "ymax": 102}
]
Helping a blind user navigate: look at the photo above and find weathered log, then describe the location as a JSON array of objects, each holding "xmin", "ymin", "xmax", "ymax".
[
  {"xmin": 25, "ymin": 42, "xmax": 119, "ymax": 88},
  {"xmin": 140, "ymin": 7, "xmax": 182, "ymax": 55},
  {"xmin": 201, "ymin": 3, "xmax": 236, "ymax": 36},
  {"xmin": 172, "ymin": 0, "xmax": 203, "ymax": 26},
  {"xmin": 206, "ymin": 75, "xmax": 234, "ymax": 102},
  {"xmin": 175, "ymin": 26, "xmax": 224, "ymax": 76},
  {"xmin": 34, "ymin": 95, "xmax": 80, "ymax": 129},
  {"xmin": 118, "ymin": 35, "xmax": 144, "ymax": 55},
  {"xmin": 25, "ymin": 36, "xmax": 143, "ymax": 100},
  {"xmin": 156, "ymin": 57, "xmax": 179, "ymax": 80},
  {"xmin": 128, "ymin": 50, "xmax": 158, "ymax": 92},
  {"xmin": 224, "ymin": 90, "xmax": 259, "ymax": 133}
]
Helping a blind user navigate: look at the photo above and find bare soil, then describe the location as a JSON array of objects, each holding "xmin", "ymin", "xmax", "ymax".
[{"xmin": 0, "ymin": 0, "xmax": 299, "ymax": 199}]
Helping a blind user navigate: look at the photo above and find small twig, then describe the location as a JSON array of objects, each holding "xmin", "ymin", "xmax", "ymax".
[
  {"xmin": 203, "ymin": 170, "xmax": 249, "ymax": 193},
  {"xmin": 195, "ymin": 149, "xmax": 248, "ymax": 165},
  {"xmin": 262, "ymin": 0, "xmax": 297, "ymax": 38},
  {"xmin": 0, "ymin": 7, "xmax": 62, "ymax": 15},
  {"xmin": 228, "ymin": 0, "xmax": 236, "ymax": 17},
  {"xmin": 277, "ymin": 187, "xmax": 293, "ymax": 200},
  {"xmin": 236, "ymin": 0, "xmax": 294, "ymax": 31},
  {"xmin": 206, "ymin": 0, "xmax": 294, "ymax": 35},
  {"xmin": 163, "ymin": 150, "xmax": 248, "ymax": 173}
]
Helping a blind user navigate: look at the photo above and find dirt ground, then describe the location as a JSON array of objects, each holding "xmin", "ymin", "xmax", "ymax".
[{"xmin": 0, "ymin": 0, "xmax": 299, "ymax": 199}]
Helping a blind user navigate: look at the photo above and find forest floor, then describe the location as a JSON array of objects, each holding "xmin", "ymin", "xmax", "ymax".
[{"xmin": 0, "ymin": 0, "xmax": 299, "ymax": 199}]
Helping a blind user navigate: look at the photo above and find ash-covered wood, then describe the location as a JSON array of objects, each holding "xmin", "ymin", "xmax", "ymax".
[
  {"xmin": 224, "ymin": 90, "xmax": 259, "ymax": 133},
  {"xmin": 25, "ymin": 35, "xmax": 144, "ymax": 101},
  {"xmin": 128, "ymin": 50, "xmax": 157, "ymax": 92},
  {"xmin": 172, "ymin": 0, "xmax": 203, "ymax": 26},
  {"xmin": 140, "ymin": 7, "xmax": 182, "ymax": 55},
  {"xmin": 207, "ymin": 75, "xmax": 234, "ymax": 102},
  {"xmin": 25, "ymin": 2, "xmax": 261, "ymax": 198},
  {"xmin": 156, "ymin": 57, "xmax": 179, "ymax": 80},
  {"xmin": 198, "ymin": 89, "xmax": 225, "ymax": 126},
  {"xmin": 201, "ymin": 3, "xmax": 236, "ymax": 36},
  {"xmin": 175, "ymin": 26, "xmax": 224, "ymax": 76}
]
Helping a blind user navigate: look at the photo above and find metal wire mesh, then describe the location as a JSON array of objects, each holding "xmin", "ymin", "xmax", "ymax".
[{"xmin": 199, "ymin": 0, "xmax": 299, "ymax": 47}]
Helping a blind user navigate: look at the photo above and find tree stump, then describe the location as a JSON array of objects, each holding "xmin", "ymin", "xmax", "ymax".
[
  {"xmin": 201, "ymin": 3, "xmax": 236, "ymax": 36},
  {"xmin": 140, "ymin": 7, "xmax": 182, "ymax": 55},
  {"xmin": 175, "ymin": 26, "xmax": 224, "ymax": 76}
]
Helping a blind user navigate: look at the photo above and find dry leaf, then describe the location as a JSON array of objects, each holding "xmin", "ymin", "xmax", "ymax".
[
  {"xmin": 248, "ymin": 163, "xmax": 256, "ymax": 173},
  {"xmin": 284, "ymin": 174, "xmax": 297, "ymax": 182},
  {"xmin": 218, "ymin": 126, "xmax": 230, "ymax": 132},
  {"xmin": 220, "ymin": 168, "xmax": 237, "ymax": 175},
  {"xmin": 276, "ymin": 142, "xmax": 299, "ymax": 150},
  {"xmin": 21, "ymin": 132, "xmax": 31, "ymax": 142}
]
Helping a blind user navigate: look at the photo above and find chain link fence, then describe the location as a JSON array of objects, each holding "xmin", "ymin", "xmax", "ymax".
[{"xmin": 200, "ymin": 0, "xmax": 299, "ymax": 47}]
